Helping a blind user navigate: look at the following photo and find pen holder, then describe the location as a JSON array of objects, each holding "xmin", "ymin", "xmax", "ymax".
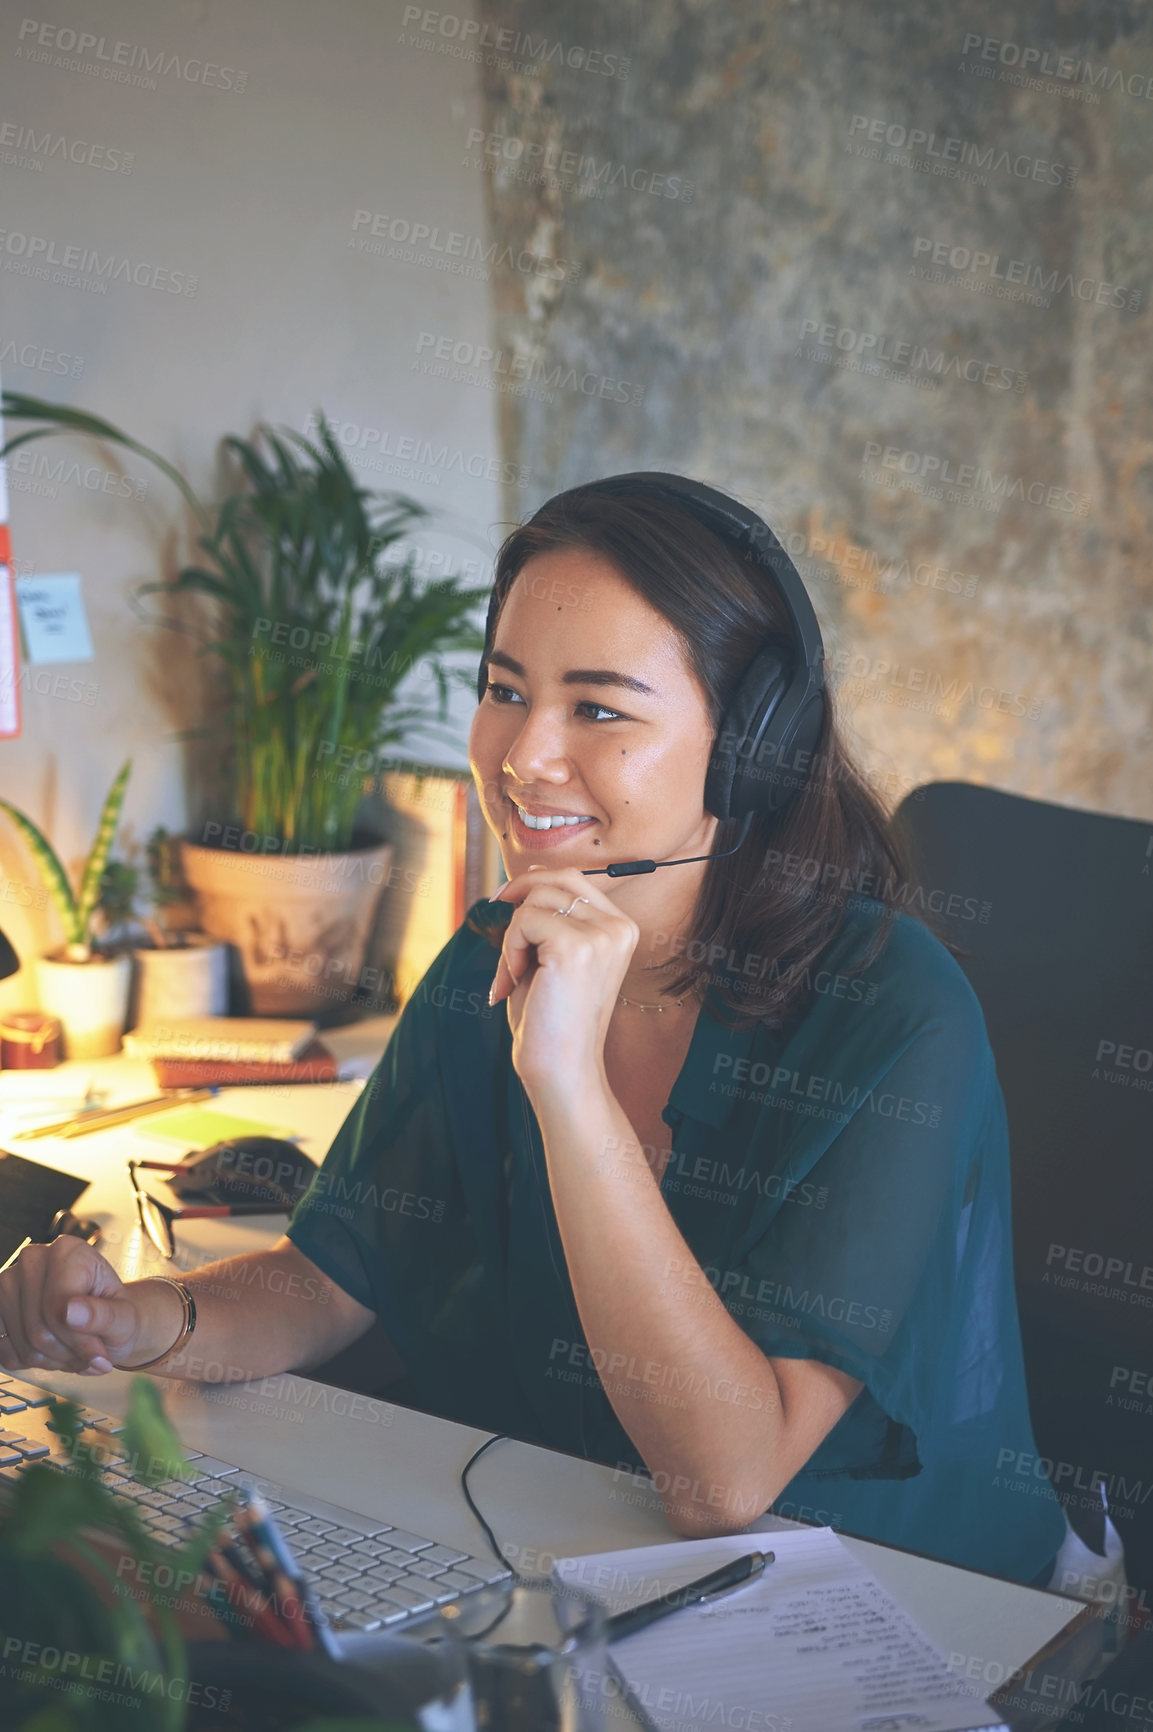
[
  {"xmin": 441, "ymin": 1578, "xmax": 608, "ymax": 1732},
  {"xmin": 184, "ymin": 1618, "xmax": 471, "ymax": 1730}
]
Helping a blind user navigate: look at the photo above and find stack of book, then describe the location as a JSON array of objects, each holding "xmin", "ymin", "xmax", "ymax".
[{"xmin": 122, "ymin": 1018, "xmax": 338, "ymax": 1088}]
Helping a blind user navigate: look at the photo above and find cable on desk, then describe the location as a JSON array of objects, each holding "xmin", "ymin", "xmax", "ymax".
[{"xmin": 460, "ymin": 1433, "xmax": 522, "ymax": 1577}]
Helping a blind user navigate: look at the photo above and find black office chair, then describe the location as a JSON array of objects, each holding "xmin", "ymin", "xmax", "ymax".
[{"xmin": 893, "ymin": 782, "xmax": 1153, "ymax": 1599}]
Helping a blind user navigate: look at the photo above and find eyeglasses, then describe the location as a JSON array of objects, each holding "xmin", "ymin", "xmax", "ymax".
[{"xmin": 127, "ymin": 1160, "xmax": 285, "ymax": 1260}]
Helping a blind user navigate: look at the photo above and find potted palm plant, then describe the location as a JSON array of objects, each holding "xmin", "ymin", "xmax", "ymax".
[
  {"xmin": 1, "ymin": 395, "xmax": 490, "ymax": 1016},
  {"xmin": 0, "ymin": 760, "xmax": 136, "ymax": 1057}
]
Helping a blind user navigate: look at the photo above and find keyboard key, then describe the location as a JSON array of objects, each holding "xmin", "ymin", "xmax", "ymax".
[
  {"xmin": 339, "ymin": 1610, "xmax": 383, "ymax": 1631},
  {"xmin": 404, "ymin": 1557, "xmax": 449, "ymax": 1580},
  {"xmin": 243, "ymin": 1477, "xmax": 388, "ymax": 1535},
  {"xmin": 334, "ymin": 1589, "xmax": 374, "ymax": 1611},
  {"xmin": 0, "ymin": 1446, "xmax": 22, "ymax": 1467},
  {"xmin": 319, "ymin": 1526, "xmax": 364, "ymax": 1548},
  {"xmin": 186, "ymin": 1457, "xmax": 240, "ymax": 1478},
  {"xmin": 12, "ymin": 1440, "xmax": 48, "ymax": 1460},
  {"xmin": 0, "ymin": 1398, "xmax": 27, "ymax": 1415},
  {"xmin": 5, "ymin": 1381, "xmax": 53, "ymax": 1407},
  {"xmin": 294, "ymin": 1518, "xmax": 337, "ymax": 1539},
  {"xmin": 451, "ymin": 1560, "xmax": 514, "ymax": 1585},
  {"xmin": 307, "ymin": 1542, "xmax": 347, "ymax": 1564},
  {"xmin": 417, "ymin": 1567, "xmax": 480, "ymax": 1595},
  {"xmin": 378, "ymin": 1584, "xmax": 435, "ymax": 1614},
  {"xmin": 376, "ymin": 1527, "xmax": 432, "ymax": 1553},
  {"xmin": 421, "ymin": 1544, "xmax": 470, "ymax": 1566}
]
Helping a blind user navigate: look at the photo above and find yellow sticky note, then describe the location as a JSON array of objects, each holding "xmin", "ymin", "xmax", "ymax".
[{"xmin": 135, "ymin": 1107, "xmax": 298, "ymax": 1148}]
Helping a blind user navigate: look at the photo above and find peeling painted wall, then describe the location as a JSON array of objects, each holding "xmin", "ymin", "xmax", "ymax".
[{"xmin": 473, "ymin": 0, "xmax": 1153, "ymax": 819}]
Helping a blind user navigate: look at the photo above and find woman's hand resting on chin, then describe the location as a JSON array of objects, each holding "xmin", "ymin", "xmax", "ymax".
[{"xmin": 488, "ymin": 865, "xmax": 639, "ymax": 1098}]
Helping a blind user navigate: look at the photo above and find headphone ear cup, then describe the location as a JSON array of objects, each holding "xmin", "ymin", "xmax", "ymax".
[
  {"xmin": 705, "ymin": 642, "xmax": 791, "ymax": 822},
  {"xmin": 731, "ymin": 684, "xmax": 824, "ymax": 818}
]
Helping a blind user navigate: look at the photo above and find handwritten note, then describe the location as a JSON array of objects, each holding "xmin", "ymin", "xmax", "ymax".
[
  {"xmin": 556, "ymin": 1528, "xmax": 1008, "ymax": 1732},
  {"xmin": 16, "ymin": 573, "xmax": 93, "ymax": 663}
]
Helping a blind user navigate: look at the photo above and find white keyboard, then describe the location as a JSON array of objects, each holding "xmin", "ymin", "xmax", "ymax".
[{"xmin": 0, "ymin": 1372, "xmax": 512, "ymax": 1633}]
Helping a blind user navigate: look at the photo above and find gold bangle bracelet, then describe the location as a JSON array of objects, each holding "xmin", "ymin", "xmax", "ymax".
[{"xmin": 112, "ymin": 1277, "xmax": 197, "ymax": 1372}]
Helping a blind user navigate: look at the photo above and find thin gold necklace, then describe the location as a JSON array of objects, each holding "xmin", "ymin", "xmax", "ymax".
[{"xmin": 617, "ymin": 991, "xmax": 686, "ymax": 1013}]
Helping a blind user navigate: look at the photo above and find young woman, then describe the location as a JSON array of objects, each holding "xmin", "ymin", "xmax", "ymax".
[{"xmin": 0, "ymin": 475, "xmax": 1070, "ymax": 1589}]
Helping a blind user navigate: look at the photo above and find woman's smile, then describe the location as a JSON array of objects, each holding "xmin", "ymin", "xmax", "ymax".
[{"xmin": 506, "ymin": 796, "xmax": 598, "ymax": 851}]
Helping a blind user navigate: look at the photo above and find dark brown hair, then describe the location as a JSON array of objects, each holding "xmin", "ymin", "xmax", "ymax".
[{"xmin": 475, "ymin": 480, "xmax": 935, "ymax": 1034}]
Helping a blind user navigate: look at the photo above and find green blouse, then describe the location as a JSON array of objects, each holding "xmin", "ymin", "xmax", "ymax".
[{"xmin": 287, "ymin": 893, "xmax": 1066, "ymax": 1586}]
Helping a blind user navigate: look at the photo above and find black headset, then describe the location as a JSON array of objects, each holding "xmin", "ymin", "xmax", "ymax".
[{"xmin": 475, "ymin": 472, "xmax": 827, "ymax": 824}]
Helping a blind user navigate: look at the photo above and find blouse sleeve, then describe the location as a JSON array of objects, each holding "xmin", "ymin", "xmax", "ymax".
[
  {"xmin": 284, "ymin": 939, "xmax": 473, "ymax": 1332},
  {"xmin": 725, "ymin": 981, "xmax": 1006, "ymax": 1460}
]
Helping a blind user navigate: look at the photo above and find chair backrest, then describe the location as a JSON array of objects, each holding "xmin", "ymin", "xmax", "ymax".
[{"xmin": 894, "ymin": 781, "xmax": 1153, "ymax": 1596}]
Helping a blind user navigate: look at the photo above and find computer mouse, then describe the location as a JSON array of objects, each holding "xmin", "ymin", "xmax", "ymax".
[{"xmin": 165, "ymin": 1137, "xmax": 319, "ymax": 1208}]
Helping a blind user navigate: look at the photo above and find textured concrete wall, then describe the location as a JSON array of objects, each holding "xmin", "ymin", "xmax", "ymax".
[{"xmin": 473, "ymin": 0, "xmax": 1153, "ymax": 820}]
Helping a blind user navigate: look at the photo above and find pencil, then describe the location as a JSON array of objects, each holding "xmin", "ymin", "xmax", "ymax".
[{"xmin": 235, "ymin": 1492, "xmax": 338, "ymax": 1657}]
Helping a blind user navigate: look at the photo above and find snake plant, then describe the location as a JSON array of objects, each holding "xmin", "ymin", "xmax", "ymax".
[{"xmin": 0, "ymin": 759, "xmax": 131, "ymax": 961}]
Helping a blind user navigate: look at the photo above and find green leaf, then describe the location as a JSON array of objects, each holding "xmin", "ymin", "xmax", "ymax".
[
  {"xmin": 1, "ymin": 1462, "xmax": 116, "ymax": 1555},
  {"xmin": 117, "ymin": 1377, "xmax": 188, "ymax": 1486},
  {"xmin": 75, "ymin": 760, "xmax": 131, "ymax": 940},
  {"xmin": 0, "ymin": 391, "xmax": 210, "ymax": 533},
  {"xmin": 0, "ymin": 799, "xmax": 80, "ymax": 942}
]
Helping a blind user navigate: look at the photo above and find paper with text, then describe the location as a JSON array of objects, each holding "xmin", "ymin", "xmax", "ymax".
[{"xmin": 556, "ymin": 1527, "xmax": 1008, "ymax": 1732}]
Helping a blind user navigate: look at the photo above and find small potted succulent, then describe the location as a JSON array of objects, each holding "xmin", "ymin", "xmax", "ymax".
[
  {"xmin": 0, "ymin": 760, "xmax": 136, "ymax": 1057},
  {"xmin": 101, "ymin": 828, "xmax": 229, "ymax": 1027}
]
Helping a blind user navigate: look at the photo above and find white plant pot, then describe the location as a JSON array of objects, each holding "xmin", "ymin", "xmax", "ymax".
[
  {"xmin": 181, "ymin": 839, "xmax": 392, "ymax": 1016},
  {"xmin": 130, "ymin": 935, "xmax": 229, "ymax": 1027},
  {"xmin": 35, "ymin": 951, "xmax": 133, "ymax": 1059}
]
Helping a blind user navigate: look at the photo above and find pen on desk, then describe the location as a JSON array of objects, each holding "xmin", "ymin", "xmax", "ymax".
[
  {"xmin": 15, "ymin": 1087, "xmax": 217, "ymax": 1140},
  {"xmin": 604, "ymin": 1550, "xmax": 773, "ymax": 1645}
]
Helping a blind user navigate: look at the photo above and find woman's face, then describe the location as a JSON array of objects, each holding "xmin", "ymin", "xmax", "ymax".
[{"xmin": 469, "ymin": 547, "xmax": 720, "ymax": 880}]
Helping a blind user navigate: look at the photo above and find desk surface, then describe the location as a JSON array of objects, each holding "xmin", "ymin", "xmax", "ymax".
[{"xmin": 1, "ymin": 1032, "xmax": 1083, "ymax": 1705}]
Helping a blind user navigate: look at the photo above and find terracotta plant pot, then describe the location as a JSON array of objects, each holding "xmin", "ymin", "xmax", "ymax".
[
  {"xmin": 130, "ymin": 934, "xmax": 229, "ymax": 1026},
  {"xmin": 35, "ymin": 951, "xmax": 132, "ymax": 1058},
  {"xmin": 180, "ymin": 839, "xmax": 392, "ymax": 1016}
]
